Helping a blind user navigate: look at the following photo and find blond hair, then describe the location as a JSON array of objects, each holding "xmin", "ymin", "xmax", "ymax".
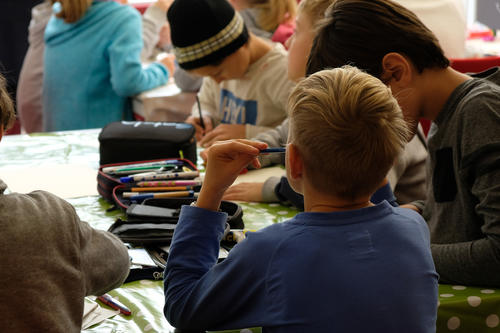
[
  {"xmin": 288, "ymin": 66, "xmax": 409, "ymax": 199},
  {"xmin": 52, "ymin": 0, "xmax": 92, "ymax": 23},
  {"xmin": 0, "ymin": 75, "xmax": 16, "ymax": 131},
  {"xmin": 298, "ymin": 0, "xmax": 333, "ymax": 28},
  {"xmin": 249, "ymin": 0, "xmax": 297, "ymax": 31}
]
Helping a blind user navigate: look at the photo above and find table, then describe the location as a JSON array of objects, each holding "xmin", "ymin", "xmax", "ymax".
[
  {"xmin": 133, "ymin": 81, "xmax": 196, "ymax": 123},
  {"xmin": 1, "ymin": 129, "xmax": 499, "ymax": 332}
]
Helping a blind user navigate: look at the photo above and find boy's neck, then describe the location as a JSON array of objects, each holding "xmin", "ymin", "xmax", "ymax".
[
  {"xmin": 247, "ymin": 34, "xmax": 272, "ymax": 66},
  {"xmin": 303, "ymin": 187, "xmax": 373, "ymax": 213},
  {"xmin": 418, "ymin": 67, "xmax": 471, "ymax": 121}
]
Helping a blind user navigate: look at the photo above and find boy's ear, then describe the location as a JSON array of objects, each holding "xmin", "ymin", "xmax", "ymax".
[
  {"xmin": 287, "ymin": 143, "xmax": 303, "ymax": 180},
  {"xmin": 380, "ymin": 52, "xmax": 413, "ymax": 86}
]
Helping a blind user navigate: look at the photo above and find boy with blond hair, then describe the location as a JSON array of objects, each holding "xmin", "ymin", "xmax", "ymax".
[{"xmin": 164, "ymin": 67, "xmax": 438, "ymax": 332}]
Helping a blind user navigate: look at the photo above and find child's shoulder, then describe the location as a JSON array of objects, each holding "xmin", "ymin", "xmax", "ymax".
[{"xmin": 390, "ymin": 206, "xmax": 429, "ymax": 234}]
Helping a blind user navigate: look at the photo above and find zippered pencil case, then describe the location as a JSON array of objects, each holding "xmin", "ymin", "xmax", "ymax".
[
  {"xmin": 97, "ymin": 158, "xmax": 199, "ymax": 209},
  {"xmin": 98, "ymin": 121, "xmax": 197, "ymax": 165}
]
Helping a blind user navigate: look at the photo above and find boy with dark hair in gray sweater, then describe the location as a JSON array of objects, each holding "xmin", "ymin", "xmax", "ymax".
[{"xmin": 308, "ymin": 0, "xmax": 500, "ymax": 287}]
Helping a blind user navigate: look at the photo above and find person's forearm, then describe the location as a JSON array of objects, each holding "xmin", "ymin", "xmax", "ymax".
[
  {"xmin": 196, "ymin": 185, "xmax": 225, "ymax": 211},
  {"xmin": 432, "ymin": 238, "xmax": 500, "ymax": 286}
]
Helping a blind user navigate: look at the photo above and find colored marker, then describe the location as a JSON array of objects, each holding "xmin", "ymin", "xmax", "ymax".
[
  {"xmin": 260, "ymin": 148, "xmax": 286, "ymax": 153},
  {"xmin": 128, "ymin": 190, "xmax": 195, "ymax": 201},
  {"xmin": 102, "ymin": 160, "xmax": 183, "ymax": 174},
  {"xmin": 123, "ymin": 189, "xmax": 194, "ymax": 197},
  {"xmin": 136, "ymin": 180, "xmax": 202, "ymax": 187},
  {"xmin": 130, "ymin": 186, "xmax": 191, "ymax": 192},
  {"xmin": 120, "ymin": 171, "xmax": 199, "ymax": 183},
  {"xmin": 111, "ymin": 165, "xmax": 178, "ymax": 175},
  {"xmin": 97, "ymin": 294, "xmax": 131, "ymax": 316}
]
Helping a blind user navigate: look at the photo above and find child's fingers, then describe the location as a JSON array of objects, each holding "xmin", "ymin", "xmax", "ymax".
[
  {"xmin": 232, "ymin": 139, "xmax": 268, "ymax": 150},
  {"xmin": 210, "ymin": 140, "xmax": 262, "ymax": 158},
  {"xmin": 199, "ymin": 130, "xmax": 219, "ymax": 147}
]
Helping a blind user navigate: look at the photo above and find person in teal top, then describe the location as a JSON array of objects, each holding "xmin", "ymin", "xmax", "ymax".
[{"xmin": 42, "ymin": 0, "xmax": 174, "ymax": 131}]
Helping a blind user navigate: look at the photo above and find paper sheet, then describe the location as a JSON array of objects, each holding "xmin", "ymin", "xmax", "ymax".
[
  {"xmin": 82, "ymin": 298, "xmax": 120, "ymax": 330},
  {"xmin": 233, "ymin": 165, "xmax": 286, "ymax": 184},
  {"xmin": 0, "ymin": 164, "xmax": 98, "ymax": 199}
]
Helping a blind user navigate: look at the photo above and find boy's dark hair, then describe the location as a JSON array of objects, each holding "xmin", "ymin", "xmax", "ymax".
[
  {"xmin": 307, "ymin": 0, "xmax": 449, "ymax": 77},
  {"xmin": 0, "ymin": 75, "xmax": 15, "ymax": 131}
]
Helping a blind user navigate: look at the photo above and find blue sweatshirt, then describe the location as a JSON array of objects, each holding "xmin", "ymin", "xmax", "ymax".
[
  {"xmin": 164, "ymin": 201, "xmax": 438, "ymax": 332},
  {"xmin": 43, "ymin": 1, "xmax": 168, "ymax": 131}
]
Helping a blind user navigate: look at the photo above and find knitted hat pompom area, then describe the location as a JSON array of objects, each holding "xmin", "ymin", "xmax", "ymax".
[{"xmin": 168, "ymin": 0, "xmax": 249, "ymax": 70}]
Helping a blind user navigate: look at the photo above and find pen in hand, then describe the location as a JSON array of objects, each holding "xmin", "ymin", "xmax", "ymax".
[
  {"xmin": 97, "ymin": 294, "xmax": 132, "ymax": 316},
  {"xmin": 196, "ymin": 95, "xmax": 206, "ymax": 131}
]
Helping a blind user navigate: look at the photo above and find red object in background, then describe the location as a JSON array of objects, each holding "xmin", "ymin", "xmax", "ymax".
[
  {"xmin": 450, "ymin": 56, "xmax": 500, "ymax": 74},
  {"xmin": 6, "ymin": 118, "xmax": 21, "ymax": 135},
  {"xmin": 130, "ymin": 2, "xmax": 153, "ymax": 14},
  {"xmin": 419, "ymin": 55, "xmax": 500, "ymax": 138}
]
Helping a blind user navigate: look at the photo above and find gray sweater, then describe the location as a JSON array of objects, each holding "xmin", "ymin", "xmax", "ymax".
[
  {"xmin": 0, "ymin": 180, "xmax": 130, "ymax": 332},
  {"xmin": 254, "ymin": 118, "xmax": 429, "ymax": 204},
  {"xmin": 420, "ymin": 67, "xmax": 500, "ymax": 286}
]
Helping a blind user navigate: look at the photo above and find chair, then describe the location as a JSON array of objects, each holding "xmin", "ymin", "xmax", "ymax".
[
  {"xmin": 419, "ymin": 55, "xmax": 500, "ymax": 137},
  {"xmin": 449, "ymin": 55, "xmax": 500, "ymax": 74}
]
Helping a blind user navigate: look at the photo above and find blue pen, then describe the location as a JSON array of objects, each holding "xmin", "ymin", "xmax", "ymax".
[{"xmin": 260, "ymin": 147, "xmax": 286, "ymax": 153}]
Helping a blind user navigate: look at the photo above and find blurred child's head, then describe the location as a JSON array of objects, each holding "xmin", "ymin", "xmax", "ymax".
[
  {"xmin": 286, "ymin": 0, "xmax": 333, "ymax": 81},
  {"xmin": 0, "ymin": 75, "xmax": 16, "ymax": 135},
  {"xmin": 168, "ymin": 0, "xmax": 250, "ymax": 82},
  {"xmin": 286, "ymin": 66, "xmax": 408, "ymax": 200},
  {"xmin": 230, "ymin": 0, "xmax": 297, "ymax": 31},
  {"xmin": 51, "ymin": 0, "xmax": 92, "ymax": 23}
]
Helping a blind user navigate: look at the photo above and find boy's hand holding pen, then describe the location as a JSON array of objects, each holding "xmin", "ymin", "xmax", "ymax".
[
  {"xmin": 195, "ymin": 139, "xmax": 268, "ymax": 212},
  {"xmin": 185, "ymin": 95, "xmax": 213, "ymax": 142}
]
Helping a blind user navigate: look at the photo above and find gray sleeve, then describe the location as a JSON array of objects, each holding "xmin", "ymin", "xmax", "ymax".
[
  {"xmin": 141, "ymin": 5, "xmax": 167, "ymax": 60},
  {"xmin": 174, "ymin": 68, "xmax": 203, "ymax": 92},
  {"xmin": 261, "ymin": 176, "xmax": 281, "ymax": 202},
  {"xmin": 78, "ymin": 218, "xmax": 130, "ymax": 296},
  {"xmin": 253, "ymin": 118, "xmax": 289, "ymax": 167},
  {"xmin": 431, "ymin": 161, "xmax": 500, "ymax": 286}
]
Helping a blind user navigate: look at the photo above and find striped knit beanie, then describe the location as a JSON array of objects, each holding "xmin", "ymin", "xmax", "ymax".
[{"xmin": 167, "ymin": 0, "xmax": 249, "ymax": 70}]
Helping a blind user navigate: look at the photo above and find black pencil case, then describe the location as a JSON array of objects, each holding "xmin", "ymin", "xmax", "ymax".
[
  {"xmin": 141, "ymin": 197, "xmax": 245, "ymax": 229},
  {"xmin": 98, "ymin": 121, "xmax": 197, "ymax": 165},
  {"xmin": 108, "ymin": 218, "xmax": 231, "ymax": 246}
]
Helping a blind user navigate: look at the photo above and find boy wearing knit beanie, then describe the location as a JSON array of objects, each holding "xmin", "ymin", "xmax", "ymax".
[{"xmin": 168, "ymin": 0, "xmax": 295, "ymax": 147}]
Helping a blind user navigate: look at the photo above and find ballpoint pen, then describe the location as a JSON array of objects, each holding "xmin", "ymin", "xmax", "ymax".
[
  {"xmin": 97, "ymin": 294, "xmax": 132, "ymax": 316},
  {"xmin": 260, "ymin": 147, "xmax": 286, "ymax": 153}
]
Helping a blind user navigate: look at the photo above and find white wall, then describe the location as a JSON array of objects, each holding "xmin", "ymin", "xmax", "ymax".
[{"xmin": 464, "ymin": 0, "xmax": 476, "ymax": 24}]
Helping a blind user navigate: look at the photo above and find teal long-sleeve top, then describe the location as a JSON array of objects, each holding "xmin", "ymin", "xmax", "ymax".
[{"xmin": 43, "ymin": 1, "xmax": 168, "ymax": 131}]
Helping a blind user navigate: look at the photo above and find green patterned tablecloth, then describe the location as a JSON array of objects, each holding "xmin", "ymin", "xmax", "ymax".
[{"xmin": 1, "ymin": 130, "xmax": 499, "ymax": 333}]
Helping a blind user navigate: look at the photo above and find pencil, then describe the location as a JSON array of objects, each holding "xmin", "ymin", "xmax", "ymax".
[{"xmin": 196, "ymin": 95, "xmax": 206, "ymax": 130}]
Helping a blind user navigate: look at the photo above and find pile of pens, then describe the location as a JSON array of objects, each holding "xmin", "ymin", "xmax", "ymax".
[{"xmin": 102, "ymin": 159, "xmax": 201, "ymax": 202}]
